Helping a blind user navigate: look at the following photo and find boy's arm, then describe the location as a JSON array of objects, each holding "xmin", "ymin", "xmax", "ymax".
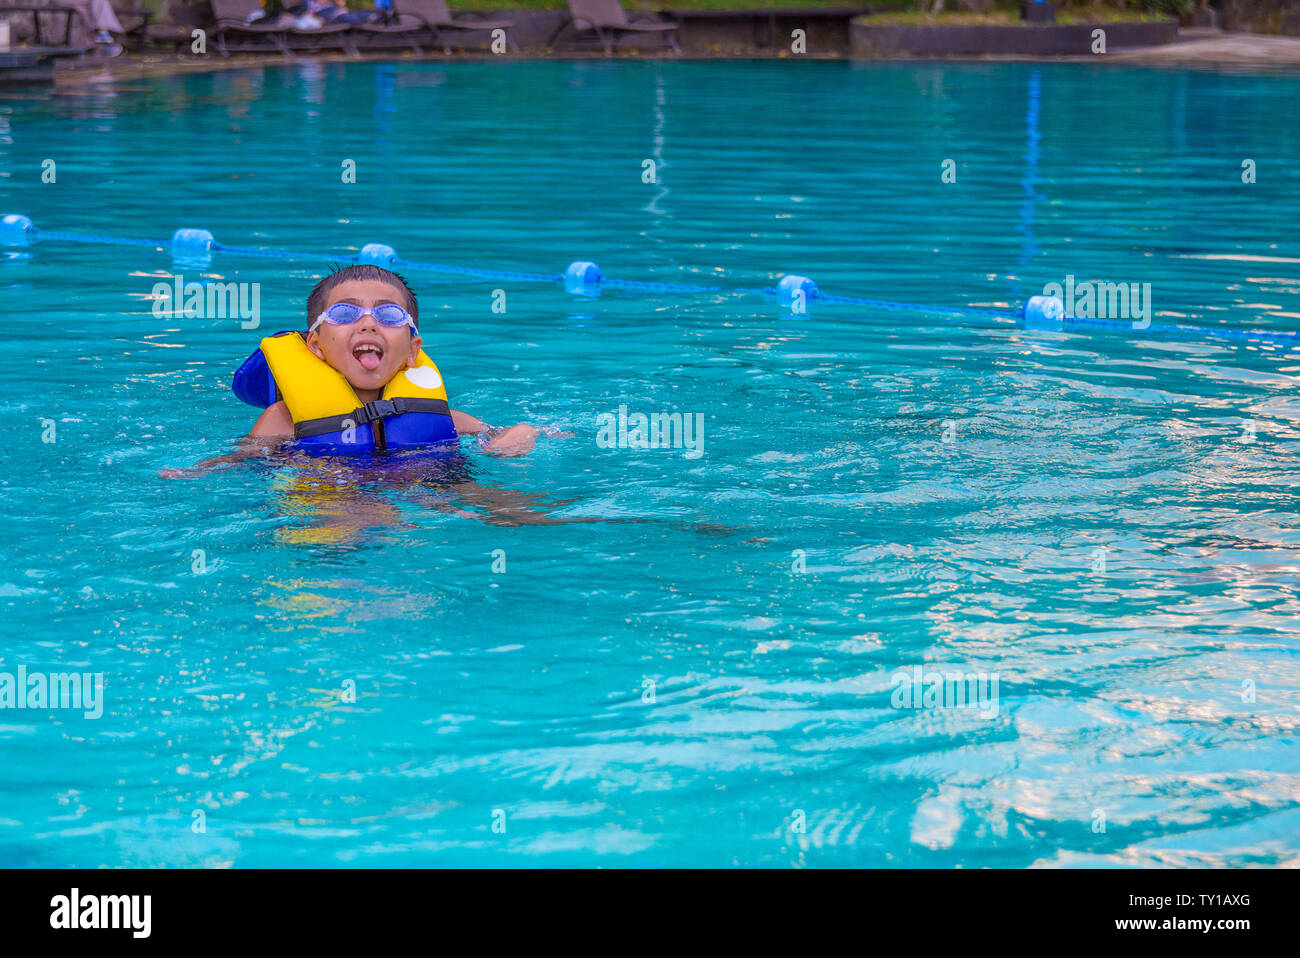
[
  {"xmin": 452, "ymin": 408, "xmax": 540, "ymax": 457},
  {"xmin": 160, "ymin": 402, "xmax": 292, "ymax": 478},
  {"xmin": 450, "ymin": 409, "xmax": 490, "ymax": 434},
  {"xmin": 250, "ymin": 401, "xmax": 294, "ymax": 438}
]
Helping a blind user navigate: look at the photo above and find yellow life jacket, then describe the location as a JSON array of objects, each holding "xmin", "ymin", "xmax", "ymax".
[{"xmin": 256, "ymin": 332, "xmax": 457, "ymax": 453}]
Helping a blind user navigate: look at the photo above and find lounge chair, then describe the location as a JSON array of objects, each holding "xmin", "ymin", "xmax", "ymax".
[
  {"xmin": 210, "ymin": 0, "xmax": 290, "ymax": 54},
  {"xmin": 0, "ymin": 2, "xmax": 79, "ymax": 47},
  {"xmin": 351, "ymin": 9, "xmax": 427, "ymax": 54},
  {"xmin": 111, "ymin": 0, "xmax": 152, "ymax": 52},
  {"xmin": 210, "ymin": 0, "xmax": 363, "ymax": 56},
  {"xmin": 144, "ymin": 0, "xmax": 204, "ymax": 52},
  {"xmin": 400, "ymin": 0, "xmax": 517, "ymax": 54},
  {"xmin": 550, "ymin": 0, "xmax": 678, "ymax": 55},
  {"xmin": 286, "ymin": 16, "xmax": 358, "ymax": 55}
]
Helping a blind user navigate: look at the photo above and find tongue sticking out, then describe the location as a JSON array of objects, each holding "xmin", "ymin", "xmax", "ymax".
[{"xmin": 356, "ymin": 349, "xmax": 383, "ymax": 372}]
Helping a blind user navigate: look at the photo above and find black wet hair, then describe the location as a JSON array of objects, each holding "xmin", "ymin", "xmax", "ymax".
[{"xmin": 306, "ymin": 264, "xmax": 419, "ymax": 331}]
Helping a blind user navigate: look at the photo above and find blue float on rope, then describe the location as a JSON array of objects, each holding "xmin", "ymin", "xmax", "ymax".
[
  {"xmin": 358, "ymin": 243, "xmax": 398, "ymax": 266},
  {"xmin": 171, "ymin": 228, "xmax": 215, "ymax": 251},
  {"xmin": 170, "ymin": 228, "xmax": 215, "ymax": 269},
  {"xmin": 0, "ymin": 214, "xmax": 36, "ymax": 246},
  {"xmin": 1023, "ymin": 295, "xmax": 1066, "ymax": 329},
  {"xmin": 776, "ymin": 274, "xmax": 818, "ymax": 308},
  {"xmin": 565, "ymin": 261, "xmax": 602, "ymax": 295}
]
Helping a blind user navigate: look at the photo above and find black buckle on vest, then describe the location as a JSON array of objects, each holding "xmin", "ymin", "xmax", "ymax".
[{"xmin": 359, "ymin": 399, "xmax": 401, "ymax": 424}]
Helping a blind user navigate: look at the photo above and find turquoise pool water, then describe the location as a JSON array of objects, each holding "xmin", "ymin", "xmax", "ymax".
[{"xmin": 2, "ymin": 60, "xmax": 1300, "ymax": 867}]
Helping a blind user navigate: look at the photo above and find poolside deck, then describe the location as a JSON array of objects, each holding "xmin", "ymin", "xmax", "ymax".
[
  {"xmin": 0, "ymin": 45, "xmax": 82, "ymax": 83},
  {"xmin": 1109, "ymin": 27, "xmax": 1300, "ymax": 69},
  {"xmin": 34, "ymin": 23, "xmax": 1300, "ymax": 90}
]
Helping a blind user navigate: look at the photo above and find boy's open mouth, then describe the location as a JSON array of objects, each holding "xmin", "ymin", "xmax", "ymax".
[{"xmin": 352, "ymin": 340, "xmax": 385, "ymax": 372}]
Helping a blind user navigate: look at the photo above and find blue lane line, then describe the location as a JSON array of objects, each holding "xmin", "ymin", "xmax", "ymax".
[
  {"xmin": 392, "ymin": 259, "xmax": 563, "ymax": 283},
  {"xmin": 13, "ymin": 223, "xmax": 1300, "ymax": 346},
  {"xmin": 212, "ymin": 243, "xmax": 345, "ymax": 261},
  {"xmin": 602, "ymin": 278, "xmax": 726, "ymax": 293},
  {"xmin": 817, "ymin": 293, "xmax": 1014, "ymax": 320},
  {"xmin": 16, "ymin": 227, "xmax": 1017, "ymax": 319},
  {"xmin": 1065, "ymin": 316, "xmax": 1300, "ymax": 343},
  {"xmin": 37, "ymin": 230, "xmax": 166, "ymax": 249}
]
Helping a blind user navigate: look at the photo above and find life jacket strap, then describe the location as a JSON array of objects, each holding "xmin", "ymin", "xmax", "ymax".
[{"xmin": 295, "ymin": 397, "xmax": 452, "ymax": 439}]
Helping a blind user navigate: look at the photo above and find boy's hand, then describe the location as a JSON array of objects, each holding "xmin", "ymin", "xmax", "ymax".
[
  {"xmin": 452, "ymin": 409, "xmax": 573, "ymax": 456},
  {"xmin": 481, "ymin": 424, "xmax": 540, "ymax": 457}
]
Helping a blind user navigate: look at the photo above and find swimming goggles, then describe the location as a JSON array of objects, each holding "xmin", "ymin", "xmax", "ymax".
[{"xmin": 310, "ymin": 302, "xmax": 415, "ymax": 333}]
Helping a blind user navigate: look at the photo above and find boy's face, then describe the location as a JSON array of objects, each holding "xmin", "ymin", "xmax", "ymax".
[{"xmin": 306, "ymin": 278, "xmax": 422, "ymax": 399}]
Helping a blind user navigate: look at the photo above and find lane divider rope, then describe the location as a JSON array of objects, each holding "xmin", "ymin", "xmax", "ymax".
[{"xmin": 4, "ymin": 214, "xmax": 1295, "ymax": 346}]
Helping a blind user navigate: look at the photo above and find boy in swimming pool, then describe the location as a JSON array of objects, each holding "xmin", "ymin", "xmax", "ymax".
[{"xmin": 249, "ymin": 265, "xmax": 541, "ymax": 456}]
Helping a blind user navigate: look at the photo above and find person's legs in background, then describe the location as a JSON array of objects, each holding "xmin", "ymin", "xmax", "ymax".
[{"xmin": 66, "ymin": 0, "xmax": 126, "ymax": 56}]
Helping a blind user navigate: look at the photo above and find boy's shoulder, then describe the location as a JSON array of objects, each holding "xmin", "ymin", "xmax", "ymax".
[{"xmin": 249, "ymin": 400, "xmax": 293, "ymax": 438}]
